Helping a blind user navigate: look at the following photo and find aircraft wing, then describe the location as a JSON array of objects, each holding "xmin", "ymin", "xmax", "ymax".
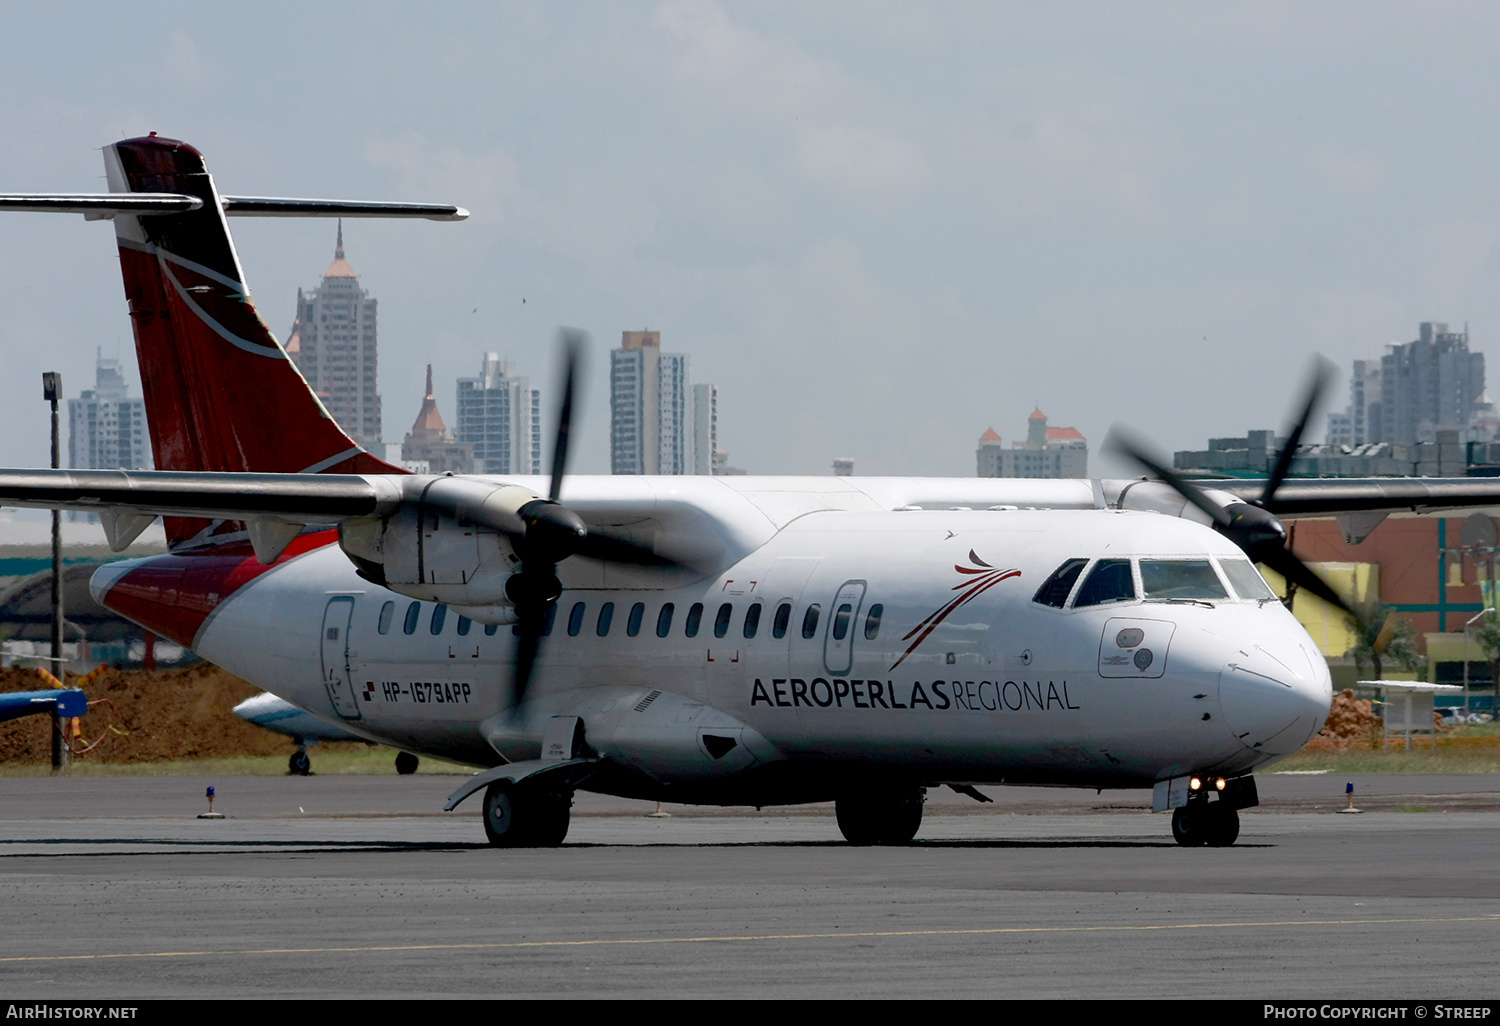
[
  {"xmin": 1214, "ymin": 477, "xmax": 1500, "ymax": 516},
  {"xmin": 0, "ymin": 469, "xmax": 391, "ymax": 522}
]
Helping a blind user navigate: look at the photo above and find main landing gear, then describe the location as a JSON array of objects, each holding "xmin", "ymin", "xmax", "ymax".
[
  {"xmin": 835, "ymin": 785, "xmax": 925, "ymax": 845},
  {"xmin": 482, "ymin": 780, "xmax": 574, "ymax": 847}
]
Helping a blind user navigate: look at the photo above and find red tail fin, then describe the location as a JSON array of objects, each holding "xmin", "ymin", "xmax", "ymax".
[{"xmin": 104, "ymin": 136, "xmax": 404, "ymax": 545}]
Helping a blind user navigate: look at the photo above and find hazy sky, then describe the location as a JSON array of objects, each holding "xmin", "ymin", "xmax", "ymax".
[{"xmin": 4, "ymin": 2, "xmax": 1500, "ymax": 477}]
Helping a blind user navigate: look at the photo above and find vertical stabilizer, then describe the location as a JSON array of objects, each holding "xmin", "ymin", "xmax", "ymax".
[{"xmin": 104, "ymin": 135, "xmax": 404, "ymax": 545}]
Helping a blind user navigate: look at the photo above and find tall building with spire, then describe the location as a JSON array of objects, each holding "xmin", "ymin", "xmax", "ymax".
[
  {"xmin": 401, "ymin": 365, "xmax": 474, "ymax": 474},
  {"xmin": 286, "ymin": 222, "xmax": 382, "ymax": 451}
]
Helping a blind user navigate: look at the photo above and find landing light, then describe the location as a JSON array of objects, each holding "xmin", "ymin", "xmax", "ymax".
[
  {"xmin": 1215, "ymin": 777, "xmax": 1227, "ymax": 791},
  {"xmin": 1189, "ymin": 776, "xmax": 1203, "ymax": 791}
]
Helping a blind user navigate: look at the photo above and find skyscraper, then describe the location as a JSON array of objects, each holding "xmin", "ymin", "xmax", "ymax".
[
  {"xmin": 456, "ymin": 354, "xmax": 541, "ymax": 475},
  {"xmin": 693, "ymin": 382, "xmax": 719, "ymax": 476},
  {"xmin": 1379, "ymin": 322, "xmax": 1485, "ymax": 446},
  {"xmin": 610, "ymin": 331, "xmax": 694, "ymax": 475},
  {"xmin": 68, "ymin": 351, "xmax": 151, "ymax": 472},
  {"xmin": 286, "ymin": 223, "xmax": 382, "ymax": 451}
]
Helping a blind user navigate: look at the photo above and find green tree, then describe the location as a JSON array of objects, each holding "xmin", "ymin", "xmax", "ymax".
[
  {"xmin": 1344, "ymin": 602, "xmax": 1421, "ymax": 681},
  {"xmin": 1469, "ymin": 609, "xmax": 1500, "ymax": 693}
]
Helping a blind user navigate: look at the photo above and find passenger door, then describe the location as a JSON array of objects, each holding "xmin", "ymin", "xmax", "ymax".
[{"xmin": 320, "ymin": 596, "xmax": 362, "ymax": 720}]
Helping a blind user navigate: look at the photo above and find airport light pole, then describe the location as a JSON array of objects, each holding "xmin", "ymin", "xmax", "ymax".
[
  {"xmin": 42, "ymin": 371, "xmax": 67, "ymax": 773},
  {"xmin": 1462, "ymin": 607, "xmax": 1494, "ymax": 722}
]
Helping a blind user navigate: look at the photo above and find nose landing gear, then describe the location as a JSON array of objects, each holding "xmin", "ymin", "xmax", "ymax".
[
  {"xmin": 1171, "ymin": 800, "xmax": 1240, "ymax": 847},
  {"xmin": 835, "ymin": 785, "xmax": 925, "ymax": 845}
]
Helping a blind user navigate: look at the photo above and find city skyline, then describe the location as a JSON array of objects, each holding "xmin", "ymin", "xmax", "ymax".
[{"xmin": 7, "ymin": 5, "xmax": 1500, "ymax": 478}]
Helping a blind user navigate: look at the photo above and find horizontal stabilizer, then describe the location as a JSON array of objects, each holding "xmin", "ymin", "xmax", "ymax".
[
  {"xmin": 221, "ymin": 196, "xmax": 468, "ymax": 220},
  {"xmin": 0, "ymin": 193, "xmax": 203, "ymax": 219},
  {"xmin": 0, "ymin": 193, "xmax": 465, "ymax": 221}
]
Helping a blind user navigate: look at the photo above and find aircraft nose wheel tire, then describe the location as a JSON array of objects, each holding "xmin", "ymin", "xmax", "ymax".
[
  {"xmin": 394, "ymin": 752, "xmax": 419, "ymax": 775},
  {"xmin": 835, "ymin": 786, "xmax": 925, "ymax": 845},
  {"xmin": 482, "ymin": 781, "xmax": 574, "ymax": 848},
  {"xmin": 1171, "ymin": 802, "xmax": 1240, "ymax": 848},
  {"xmin": 288, "ymin": 749, "xmax": 311, "ymax": 776}
]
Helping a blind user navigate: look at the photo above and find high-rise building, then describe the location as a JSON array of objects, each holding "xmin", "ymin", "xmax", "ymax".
[
  {"xmin": 68, "ymin": 351, "xmax": 151, "ymax": 472},
  {"xmin": 693, "ymin": 383, "xmax": 718, "ymax": 476},
  {"xmin": 1380, "ymin": 322, "xmax": 1485, "ymax": 446},
  {"xmin": 402, "ymin": 365, "xmax": 474, "ymax": 475},
  {"xmin": 976, "ymin": 409, "xmax": 1088, "ymax": 478},
  {"xmin": 456, "ymin": 353, "xmax": 541, "ymax": 476},
  {"xmin": 611, "ymin": 331, "xmax": 694, "ymax": 475},
  {"xmin": 286, "ymin": 223, "xmax": 382, "ymax": 451}
]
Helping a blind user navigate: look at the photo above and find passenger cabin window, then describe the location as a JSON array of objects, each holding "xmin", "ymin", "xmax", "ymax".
[
  {"xmin": 1219, "ymin": 558, "xmax": 1277, "ymax": 602},
  {"xmin": 456, "ymin": 615, "xmax": 472, "ymax": 636},
  {"xmin": 1072, "ymin": 559, "xmax": 1135, "ymax": 608},
  {"xmin": 597, "ymin": 602, "xmax": 615, "ymax": 637},
  {"xmin": 484, "ymin": 622, "xmax": 499, "ymax": 636},
  {"xmin": 430, "ymin": 604, "xmax": 447, "ymax": 635},
  {"xmin": 403, "ymin": 601, "xmax": 421, "ymax": 635},
  {"xmin": 1140, "ymin": 560, "xmax": 1228, "ymax": 602},
  {"xmin": 626, "ymin": 602, "xmax": 645, "ymax": 637},
  {"xmin": 378, "ymin": 601, "xmax": 395, "ymax": 635},
  {"xmin": 864, "ymin": 604, "xmax": 883, "ymax": 640},
  {"xmin": 1034, "ymin": 559, "xmax": 1088, "ymax": 608},
  {"xmin": 685, "ymin": 603, "xmax": 703, "ymax": 638},
  {"xmin": 743, "ymin": 603, "xmax": 762, "ymax": 639},
  {"xmin": 831, "ymin": 603, "xmax": 852, "ymax": 640},
  {"xmin": 772, "ymin": 602, "xmax": 792, "ymax": 639},
  {"xmin": 802, "ymin": 604, "xmax": 821, "ymax": 639},
  {"xmin": 714, "ymin": 603, "xmax": 733, "ymax": 639},
  {"xmin": 656, "ymin": 603, "xmax": 675, "ymax": 638},
  {"xmin": 543, "ymin": 604, "xmax": 557, "ymax": 635},
  {"xmin": 567, "ymin": 602, "xmax": 586, "ymax": 637}
]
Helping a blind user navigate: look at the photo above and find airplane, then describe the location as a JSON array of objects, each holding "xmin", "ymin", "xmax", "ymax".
[
  {"xmin": 228, "ymin": 691, "xmax": 422, "ymax": 776},
  {"xmin": 6, "ymin": 133, "xmax": 1500, "ymax": 849}
]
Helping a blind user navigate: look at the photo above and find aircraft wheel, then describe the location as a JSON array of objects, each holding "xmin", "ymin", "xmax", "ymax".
[
  {"xmin": 483, "ymin": 782, "xmax": 523, "ymax": 846},
  {"xmin": 394, "ymin": 751, "xmax": 419, "ymax": 775},
  {"xmin": 482, "ymin": 782, "xmax": 573, "ymax": 847},
  {"xmin": 1204, "ymin": 803, "xmax": 1240, "ymax": 847},
  {"xmin": 1171, "ymin": 805, "xmax": 1207, "ymax": 847},
  {"xmin": 529, "ymin": 788, "xmax": 573, "ymax": 847},
  {"xmin": 836, "ymin": 785, "xmax": 924, "ymax": 845},
  {"xmin": 288, "ymin": 749, "xmax": 311, "ymax": 776}
]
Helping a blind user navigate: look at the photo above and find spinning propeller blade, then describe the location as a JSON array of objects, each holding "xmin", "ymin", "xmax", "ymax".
[
  {"xmin": 1106, "ymin": 361, "xmax": 1352, "ymax": 618},
  {"xmin": 503, "ymin": 330, "xmax": 696, "ymax": 713}
]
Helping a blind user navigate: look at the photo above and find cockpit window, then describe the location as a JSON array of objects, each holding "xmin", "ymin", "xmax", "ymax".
[
  {"xmin": 1140, "ymin": 559, "xmax": 1228, "ymax": 601},
  {"xmin": 1033, "ymin": 559, "xmax": 1088, "ymax": 608},
  {"xmin": 1072, "ymin": 559, "xmax": 1136, "ymax": 608},
  {"xmin": 1219, "ymin": 558, "xmax": 1277, "ymax": 602}
]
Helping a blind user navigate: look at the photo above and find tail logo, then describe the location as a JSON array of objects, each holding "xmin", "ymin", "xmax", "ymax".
[{"xmin": 890, "ymin": 550, "xmax": 1020, "ymax": 670}]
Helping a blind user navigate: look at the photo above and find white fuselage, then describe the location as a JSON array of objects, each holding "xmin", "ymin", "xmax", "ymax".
[{"xmin": 96, "ymin": 505, "xmax": 1331, "ymax": 805}]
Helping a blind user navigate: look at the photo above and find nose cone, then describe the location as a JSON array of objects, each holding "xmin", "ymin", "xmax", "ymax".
[{"xmin": 1219, "ymin": 637, "xmax": 1332, "ymax": 757}]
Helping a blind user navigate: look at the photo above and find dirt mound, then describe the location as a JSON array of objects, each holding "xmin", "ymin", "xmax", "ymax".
[
  {"xmin": 1319, "ymin": 688, "xmax": 1382, "ymax": 739},
  {"xmin": 0, "ymin": 664, "xmax": 303, "ymax": 765}
]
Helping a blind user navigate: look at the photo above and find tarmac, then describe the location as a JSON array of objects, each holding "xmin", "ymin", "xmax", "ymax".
[{"xmin": 2, "ymin": 771, "xmax": 1499, "ymax": 999}]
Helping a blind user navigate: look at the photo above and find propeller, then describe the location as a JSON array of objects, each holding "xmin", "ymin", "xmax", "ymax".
[
  {"xmin": 501, "ymin": 330, "xmax": 691, "ymax": 711},
  {"xmin": 1107, "ymin": 359, "xmax": 1352, "ymax": 617}
]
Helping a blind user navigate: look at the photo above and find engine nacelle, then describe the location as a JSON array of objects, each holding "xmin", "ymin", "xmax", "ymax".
[{"xmin": 338, "ymin": 479, "xmax": 540, "ymax": 605}]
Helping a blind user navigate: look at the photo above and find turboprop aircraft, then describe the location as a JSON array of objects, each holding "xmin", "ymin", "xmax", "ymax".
[{"xmin": 7, "ymin": 134, "xmax": 1500, "ymax": 849}]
